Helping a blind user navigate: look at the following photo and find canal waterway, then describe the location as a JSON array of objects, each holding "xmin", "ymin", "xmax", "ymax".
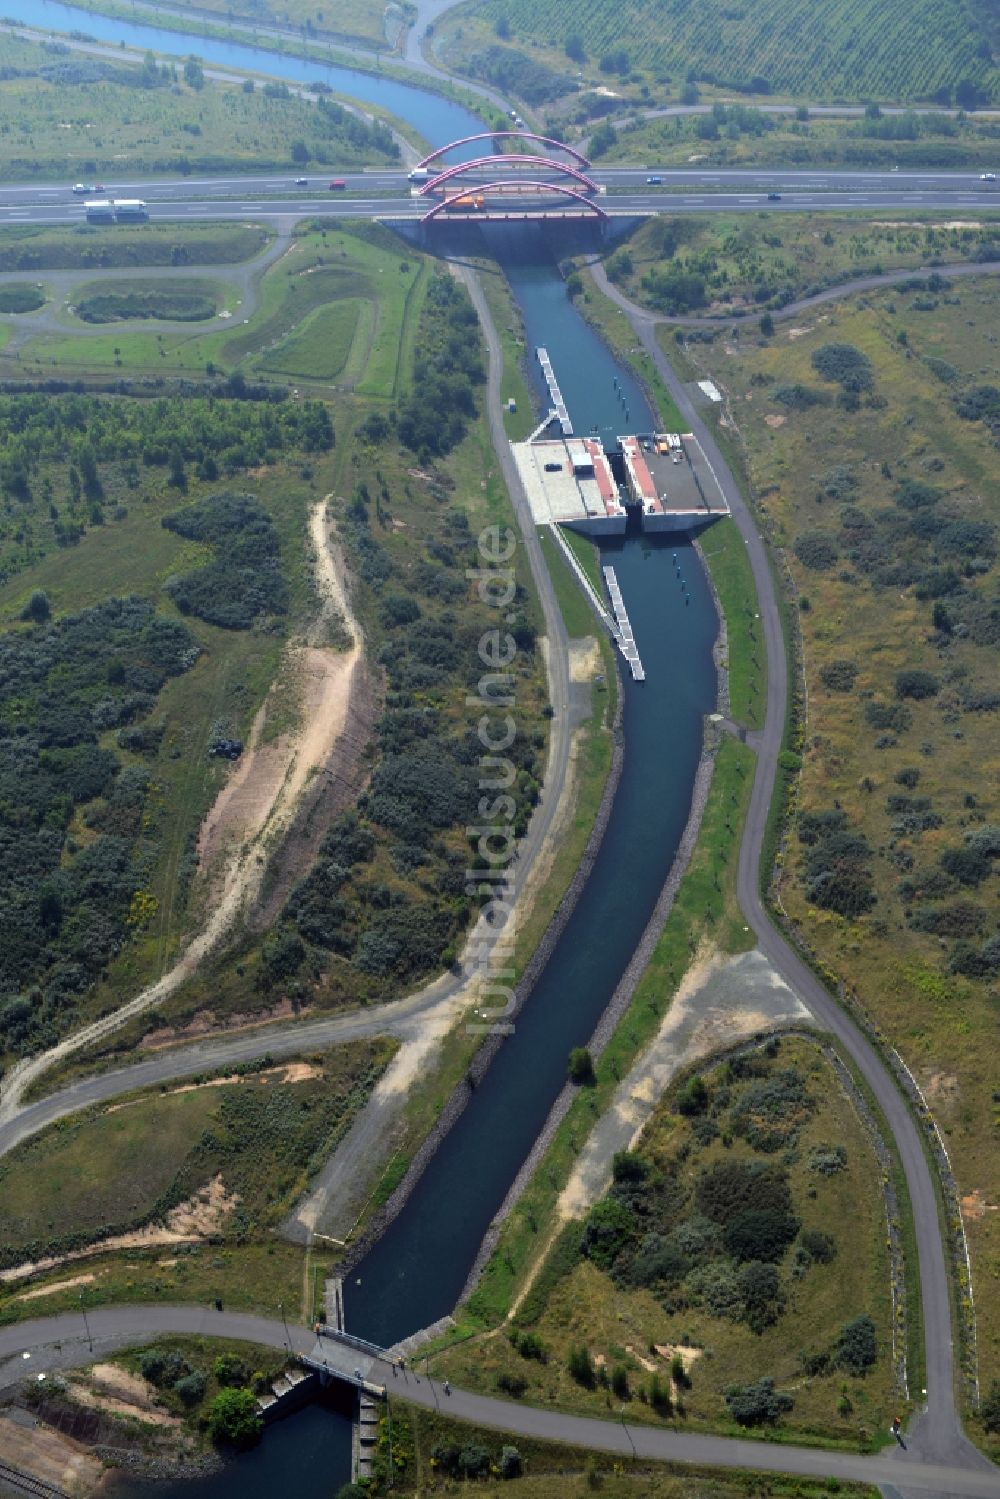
[
  {"xmin": 11, "ymin": 12, "xmax": 723, "ymax": 1491},
  {"xmin": 346, "ymin": 532, "xmax": 717, "ymax": 1346},
  {"xmin": 348, "ymin": 219, "xmax": 720, "ymax": 1342},
  {"xmin": 1, "ymin": 0, "xmax": 486, "ymax": 152},
  {"xmin": 103, "ymin": 1394, "xmax": 354, "ymax": 1499},
  {"xmin": 500, "ymin": 237, "xmax": 653, "ymax": 449}
]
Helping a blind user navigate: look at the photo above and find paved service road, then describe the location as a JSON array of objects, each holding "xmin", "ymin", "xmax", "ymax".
[
  {"xmin": 590, "ymin": 261, "xmax": 996, "ymax": 1490},
  {"xmin": 2, "ymin": 1308, "xmax": 999, "ymax": 1498}
]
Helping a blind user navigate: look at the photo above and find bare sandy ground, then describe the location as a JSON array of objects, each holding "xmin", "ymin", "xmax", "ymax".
[
  {"xmin": 0, "ymin": 1412, "xmax": 102, "ymax": 1495},
  {"xmin": 69, "ymin": 1363, "xmax": 176, "ymax": 1428},
  {"xmin": 14, "ymin": 1272, "xmax": 97, "ymax": 1303},
  {"xmin": 0, "ymin": 500, "xmax": 360, "ymax": 1122},
  {"xmin": 557, "ymin": 946, "xmax": 809, "ymax": 1221},
  {"xmin": 1, "ymin": 1176, "xmax": 239, "ymax": 1285},
  {"xmin": 103, "ymin": 1060, "xmax": 321, "ymax": 1114},
  {"xmin": 568, "ymin": 636, "xmax": 601, "ymax": 683}
]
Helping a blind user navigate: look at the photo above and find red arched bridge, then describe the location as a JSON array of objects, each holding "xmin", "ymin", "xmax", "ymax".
[
  {"xmin": 419, "ymin": 154, "xmax": 598, "ymax": 197},
  {"xmin": 414, "ymin": 131, "xmax": 607, "ymax": 223},
  {"xmin": 421, "ymin": 180, "xmax": 608, "ymax": 222},
  {"xmin": 415, "ymin": 131, "xmax": 591, "ymax": 170}
]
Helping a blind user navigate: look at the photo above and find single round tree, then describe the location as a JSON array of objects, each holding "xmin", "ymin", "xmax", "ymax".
[
  {"xmin": 21, "ymin": 590, "xmax": 50, "ymax": 624},
  {"xmin": 568, "ymin": 1046, "xmax": 595, "ymax": 1084},
  {"xmin": 206, "ymin": 1387, "xmax": 262, "ymax": 1449}
]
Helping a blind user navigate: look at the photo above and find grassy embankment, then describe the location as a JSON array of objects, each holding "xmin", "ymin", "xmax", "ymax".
[
  {"xmin": 0, "ymin": 1044, "xmax": 394, "ymax": 1324},
  {"xmin": 593, "ymin": 108, "xmax": 1000, "ymax": 173},
  {"xmin": 0, "ymin": 221, "xmax": 270, "ymax": 271},
  {"xmin": 439, "ymin": 1035, "xmax": 895, "ymax": 1449},
  {"xmin": 601, "ymin": 213, "xmax": 1000, "ymax": 321},
  {"xmin": 123, "ymin": 0, "xmax": 399, "ymax": 49},
  {"xmin": 374, "ymin": 1399, "xmax": 881, "ymax": 1497},
  {"xmin": 476, "ymin": 261, "xmax": 537, "ymax": 442},
  {"xmin": 0, "ymin": 30, "xmax": 400, "ymax": 179},
  {"xmin": 676, "ymin": 270, "xmax": 1000, "ymax": 1443},
  {"xmin": 68, "ymin": 277, "xmax": 235, "ymax": 324},
  {"xmin": 13, "ymin": 223, "xmax": 422, "ymax": 388},
  {"xmin": 432, "ymin": 0, "xmax": 998, "ymax": 107}
]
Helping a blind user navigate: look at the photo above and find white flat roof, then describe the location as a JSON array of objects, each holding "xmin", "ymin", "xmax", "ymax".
[{"xmin": 511, "ymin": 439, "xmax": 624, "ymax": 526}]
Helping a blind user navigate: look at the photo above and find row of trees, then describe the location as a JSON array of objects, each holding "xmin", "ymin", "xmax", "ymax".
[
  {"xmin": 396, "ymin": 275, "xmax": 486, "ymax": 459},
  {"xmin": 0, "ymin": 392, "xmax": 333, "ymax": 509}
]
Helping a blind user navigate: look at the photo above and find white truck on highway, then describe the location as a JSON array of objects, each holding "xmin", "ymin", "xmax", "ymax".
[{"xmin": 85, "ymin": 199, "xmax": 149, "ymax": 223}]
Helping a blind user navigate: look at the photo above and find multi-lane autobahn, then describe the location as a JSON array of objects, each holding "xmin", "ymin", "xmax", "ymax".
[{"xmin": 0, "ymin": 166, "xmax": 997, "ymax": 224}]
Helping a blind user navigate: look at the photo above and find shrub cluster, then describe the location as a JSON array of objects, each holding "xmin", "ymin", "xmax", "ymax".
[
  {"xmin": 0, "ymin": 597, "xmax": 196, "ymax": 1059},
  {"xmin": 811, "ymin": 342, "xmax": 875, "ymax": 393},
  {"xmin": 725, "ymin": 1376, "xmax": 794, "ymax": 1426},
  {"xmin": 163, "ymin": 492, "xmax": 288, "ymax": 629},
  {"xmin": 798, "ymin": 808, "xmax": 876, "ymax": 918},
  {"xmin": 464, "ymin": 44, "xmax": 575, "ymax": 103},
  {"xmin": 570, "ymin": 1052, "xmax": 838, "ymax": 1337},
  {"xmin": 396, "ymin": 275, "xmax": 485, "ymax": 459}
]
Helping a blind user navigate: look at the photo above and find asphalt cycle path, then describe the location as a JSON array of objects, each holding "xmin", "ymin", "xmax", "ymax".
[{"xmin": 2, "ymin": 1308, "xmax": 999, "ymax": 1499}]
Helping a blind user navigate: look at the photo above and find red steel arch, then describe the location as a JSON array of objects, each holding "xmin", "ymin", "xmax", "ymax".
[
  {"xmin": 420, "ymin": 155, "xmax": 597, "ymax": 195},
  {"xmin": 421, "ymin": 181, "xmax": 608, "ymax": 222},
  {"xmin": 416, "ymin": 131, "xmax": 591, "ymax": 170}
]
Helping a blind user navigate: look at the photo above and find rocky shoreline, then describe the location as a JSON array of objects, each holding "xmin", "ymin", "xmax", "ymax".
[{"xmin": 96, "ymin": 1445, "xmax": 224, "ymax": 1483}]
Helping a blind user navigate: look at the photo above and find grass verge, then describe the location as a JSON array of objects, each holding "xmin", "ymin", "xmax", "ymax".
[{"xmin": 376, "ymin": 1400, "xmax": 880, "ymax": 1496}]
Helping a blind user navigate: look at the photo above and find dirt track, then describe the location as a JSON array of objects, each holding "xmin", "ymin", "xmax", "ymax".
[{"xmin": 0, "ymin": 499, "xmax": 360, "ymax": 1123}]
